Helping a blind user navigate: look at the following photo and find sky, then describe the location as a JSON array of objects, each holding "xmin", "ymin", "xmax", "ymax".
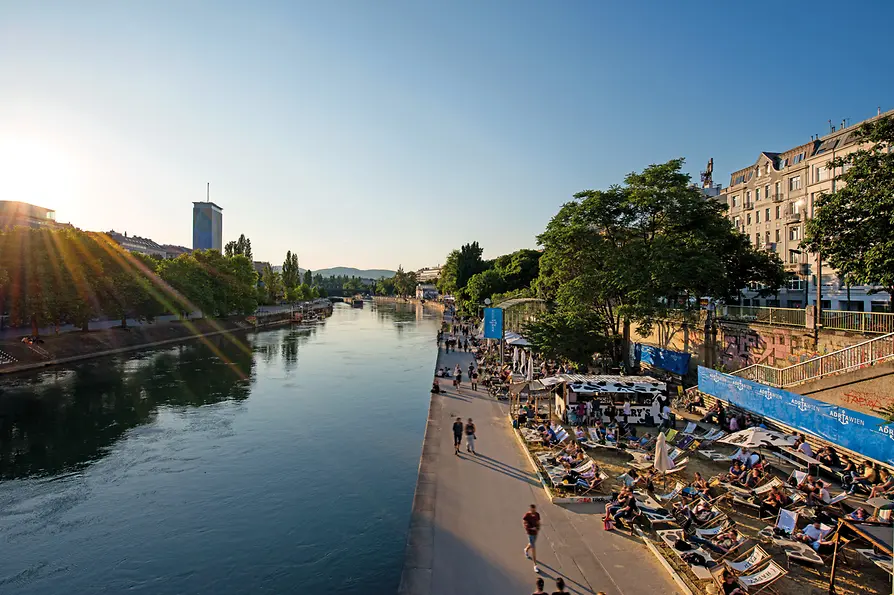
[{"xmin": 2, "ymin": 1, "xmax": 893, "ymax": 271}]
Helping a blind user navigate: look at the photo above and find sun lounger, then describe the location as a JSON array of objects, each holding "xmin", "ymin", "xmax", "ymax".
[
  {"xmin": 656, "ymin": 482, "xmax": 685, "ymax": 503},
  {"xmin": 779, "ymin": 539, "xmax": 824, "ymax": 566},
  {"xmin": 656, "ymin": 529, "xmax": 715, "ymax": 581},
  {"xmin": 640, "ymin": 507, "xmax": 678, "ymax": 527},
  {"xmin": 681, "ymin": 421, "xmax": 699, "ymax": 435},
  {"xmin": 658, "ymin": 457, "xmax": 689, "ymax": 476},
  {"xmin": 664, "ymin": 429, "xmax": 678, "ymax": 443},
  {"xmin": 587, "ymin": 428, "xmax": 619, "ymax": 450},
  {"xmin": 701, "ymin": 429, "xmax": 727, "ymax": 443},
  {"xmin": 758, "ymin": 508, "xmax": 799, "ymax": 541},
  {"xmin": 723, "ymin": 545, "xmax": 772, "ymax": 575},
  {"xmin": 734, "ymin": 560, "xmax": 787, "ymax": 595},
  {"xmin": 698, "ymin": 449, "xmax": 730, "ymax": 462}
]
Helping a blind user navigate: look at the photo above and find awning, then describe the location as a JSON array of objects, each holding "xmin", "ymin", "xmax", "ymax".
[{"xmin": 539, "ymin": 374, "xmax": 666, "ymax": 395}]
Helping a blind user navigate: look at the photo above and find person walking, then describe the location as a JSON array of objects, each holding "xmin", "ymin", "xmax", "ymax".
[
  {"xmin": 523, "ymin": 504, "xmax": 541, "ymax": 573},
  {"xmin": 452, "ymin": 417, "xmax": 464, "ymax": 455},
  {"xmin": 454, "ymin": 364, "xmax": 463, "ymax": 388},
  {"xmin": 465, "ymin": 418, "xmax": 476, "ymax": 454}
]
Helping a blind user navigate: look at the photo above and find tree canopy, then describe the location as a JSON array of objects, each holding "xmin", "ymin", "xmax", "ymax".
[
  {"xmin": 532, "ymin": 158, "xmax": 786, "ymax": 366},
  {"xmin": 437, "ymin": 242, "xmax": 487, "ymax": 296},
  {"xmin": 804, "ymin": 116, "xmax": 894, "ymax": 298},
  {"xmin": 224, "ymin": 233, "xmax": 253, "ymax": 261}
]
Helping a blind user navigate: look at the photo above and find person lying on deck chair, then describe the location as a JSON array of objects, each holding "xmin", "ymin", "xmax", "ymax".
[
  {"xmin": 794, "ymin": 521, "xmax": 831, "ymax": 550},
  {"xmin": 690, "ymin": 472, "xmax": 709, "ymax": 496},
  {"xmin": 723, "ymin": 461, "xmax": 747, "ymax": 484},
  {"xmin": 691, "ymin": 529, "xmax": 739, "ymax": 555},
  {"xmin": 735, "ymin": 468, "xmax": 762, "ymax": 490},
  {"xmin": 759, "ymin": 486, "xmax": 792, "ymax": 518}
]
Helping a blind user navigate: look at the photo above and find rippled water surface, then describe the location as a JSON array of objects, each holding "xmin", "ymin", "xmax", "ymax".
[{"xmin": 0, "ymin": 301, "xmax": 439, "ymax": 594}]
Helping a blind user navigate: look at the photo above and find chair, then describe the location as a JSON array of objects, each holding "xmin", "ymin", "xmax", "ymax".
[
  {"xmin": 664, "ymin": 429, "xmax": 679, "ymax": 443},
  {"xmin": 656, "ymin": 481, "xmax": 685, "ymax": 503},
  {"xmin": 659, "ymin": 457, "xmax": 690, "ymax": 476},
  {"xmin": 656, "ymin": 529, "xmax": 715, "ymax": 581},
  {"xmin": 719, "ymin": 544, "xmax": 772, "ymax": 575},
  {"xmin": 681, "ymin": 421, "xmax": 699, "ymax": 435},
  {"xmin": 758, "ymin": 508, "xmax": 799, "ymax": 541},
  {"xmin": 734, "ymin": 559, "xmax": 787, "ymax": 595}
]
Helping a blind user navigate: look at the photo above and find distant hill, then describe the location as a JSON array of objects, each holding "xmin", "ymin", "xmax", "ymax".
[{"xmin": 301, "ymin": 267, "xmax": 396, "ymax": 279}]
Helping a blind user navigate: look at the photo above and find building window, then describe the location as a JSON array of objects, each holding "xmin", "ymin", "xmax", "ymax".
[
  {"xmin": 775, "ymin": 181, "xmax": 781, "ymax": 197},
  {"xmin": 813, "ymin": 165, "xmax": 828, "ymax": 183},
  {"xmin": 792, "ymin": 201, "xmax": 801, "ymax": 214},
  {"xmin": 755, "ymin": 234, "xmax": 761, "ymax": 246},
  {"xmin": 765, "ymin": 208, "xmax": 770, "ymax": 220},
  {"xmin": 788, "ymin": 250, "xmax": 800, "ymax": 264},
  {"xmin": 733, "ymin": 216, "xmax": 740, "ymax": 228},
  {"xmin": 789, "ymin": 227, "xmax": 800, "ymax": 241},
  {"xmin": 792, "ymin": 152, "xmax": 805, "ymax": 165},
  {"xmin": 765, "ymin": 230, "xmax": 771, "ymax": 245},
  {"xmin": 765, "ymin": 163, "xmax": 770, "ymax": 175},
  {"xmin": 871, "ymin": 301, "xmax": 892, "ymax": 313},
  {"xmin": 756, "ymin": 211, "xmax": 760, "ymax": 223},
  {"xmin": 746, "ymin": 191, "xmax": 752, "ymax": 204},
  {"xmin": 755, "ymin": 188, "xmax": 761, "ymax": 201},
  {"xmin": 789, "ymin": 176, "xmax": 802, "ymax": 191},
  {"xmin": 746, "ymin": 214, "xmax": 752, "ymax": 225},
  {"xmin": 732, "ymin": 195, "xmax": 740, "ymax": 207},
  {"xmin": 775, "ymin": 229, "xmax": 781, "ymax": 242}
]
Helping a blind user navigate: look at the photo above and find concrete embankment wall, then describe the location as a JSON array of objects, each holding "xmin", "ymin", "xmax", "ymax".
[{"xmin": 636, "ymin": 319, "xmax": 876, "ymax": 371}]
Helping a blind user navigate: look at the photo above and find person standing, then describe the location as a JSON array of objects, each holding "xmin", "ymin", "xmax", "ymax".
[
  {"xmin": 622, "ymin": 398, "xmax": 632, "ymax": 422},
  {"xmin": 465, "ymin": 418, "xmax": 476, "ymax": 454},
  {"xmin": 523, "ymin": 504, "xmax": 541, "ymax": 573},
  {"xmin": 470, "ymin": 368, "xmax": 478, "ymax": 391},
  {"xmin": 452, "ymin": 417, "xmax": 464, "ymax": 456},
  {"xmin": 454, "ymin": 364, "xmax": 463, "ymax": 388}
]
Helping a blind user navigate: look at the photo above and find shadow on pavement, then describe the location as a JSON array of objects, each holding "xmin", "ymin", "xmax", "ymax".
[{"xmin": 457, "ymin": 452, "xmax": 542, "ymax": 487}]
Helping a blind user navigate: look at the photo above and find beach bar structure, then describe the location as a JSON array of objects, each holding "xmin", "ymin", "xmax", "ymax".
[{"xmin": 540, "ymin": 374, "xmax": 667, "ymax": 422}]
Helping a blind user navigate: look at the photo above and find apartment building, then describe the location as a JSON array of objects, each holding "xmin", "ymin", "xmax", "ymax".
[{"xmin": 718, "ymin": 110, "xmax": 893, "ymax": 312}]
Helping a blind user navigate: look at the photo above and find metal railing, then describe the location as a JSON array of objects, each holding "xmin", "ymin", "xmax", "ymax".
[
  {"xmin": 722, "ymin": 305, "xmax": 806, "ymax": 327},
  {"xmin": 821, "ymin": 310, "xmax": 894, "ymax": 334},
  {"xmin": 734, "ymin": 332, "xmax": 894, "ymax": 387}
]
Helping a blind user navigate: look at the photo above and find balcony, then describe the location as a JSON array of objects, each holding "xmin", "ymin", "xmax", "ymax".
[
  {"xmin": 784, "ymin": 262, "xmax": 809, "ymax": 275},
  {"xmin": 743, "ymin": 201, "xmax": 754, "ymax": 211},
  {"xmin": 785, "ymin": 211, "xmax": 802, "ymax": 223},
  {"xmin": 771, "ymin": 193, "xmax": 784, "ymax": 203}
]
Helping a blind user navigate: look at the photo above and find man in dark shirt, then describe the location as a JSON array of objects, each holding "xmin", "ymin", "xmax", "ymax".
[
  {"xmin": 452, "ymin": 417, "xmax": 463, "ymax": 456},
  {"xmin": 523, "ymin": 504, "xmax": 541, "ymax": 574}
]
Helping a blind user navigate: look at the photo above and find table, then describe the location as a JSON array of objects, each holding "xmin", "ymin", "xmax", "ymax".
[{"xmin": 774, "ymin": 538, "xmax": 824, "ymax": 566}]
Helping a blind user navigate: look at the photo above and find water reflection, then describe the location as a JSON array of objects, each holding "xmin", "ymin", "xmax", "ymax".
[{"xmin": 0, "ymin": 333, "xmax": 255, "ymax": 480}]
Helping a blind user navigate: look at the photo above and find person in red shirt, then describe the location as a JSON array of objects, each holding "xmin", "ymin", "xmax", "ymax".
[{"xmin": 523, "ymin": 504, "xmax": 541, "ymax": 573}]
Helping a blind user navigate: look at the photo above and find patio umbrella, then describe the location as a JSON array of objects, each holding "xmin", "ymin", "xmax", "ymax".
[
  {"xmin": 512, "ymin": 347, "xmax": 519, "ymax": 371},
  {"xmin": 527, "ymin": 353, "xmax": 534, "ymax": 381},
  {"xmin": 653, "ymin": 431, "xmax": 674, "ymax": 475},
  {"xmin": 521, "ymin": 349, "xmax": 527, "ymax": 374},
  {"xmin": 650, "ymin": 397, "xmax": 660, "ymax": 426},
  {"xmin": 717, "ymin": 427, "xmax": 796, "ymax": 449}
]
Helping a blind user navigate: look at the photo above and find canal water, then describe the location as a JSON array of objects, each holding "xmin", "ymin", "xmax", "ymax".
[{"xmin": 0, "ymin": 301, "xmax": 440, "ymax": 595}]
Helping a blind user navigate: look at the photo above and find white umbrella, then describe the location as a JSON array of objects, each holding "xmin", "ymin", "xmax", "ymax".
[
  {"xmin": 650, "ymin": 398, "xmax": 660, "ymax": 426},
  {"xmin": 526, "ymin": 353, "xmax": 534, "ymax": 381},
  {"xmin": 717, "ymin": 427, "xmax": 796, "ymax": 449},
  {"xmin": 653, "ymin": 432, "xmax": 674, "ymax": 474},
  {"xmin": 512, "ymin": 347, "xmax": 519, "ymax": 371},
  {"xmin": 521, "ymin": 349, "xmax": 527, "ymax": 373}
]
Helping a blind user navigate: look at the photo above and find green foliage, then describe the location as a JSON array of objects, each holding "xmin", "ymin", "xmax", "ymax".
[
  {"xmin": 224, "ymin": 233, "xmax": 253, "ymax": 261},
  {"xmin": 342, "ymin": 276, "xmax": 363, "ymax": 293},
  {"xmin": 303, "ymin": 270, "xmax": 312, "ymax": 286},
  {"xmin": 314, "ymin": 285, "xmax": 327, "ymax": 298},
  {"xmin": 437, "ymin": 242, "xmax": 486, "ymax": 296},
  {"xmin": 523, "ymin": 309, "xmax": 610, "ymax": 368},
  {"xmin": 804, "ymin": 116, "xmax": 894, "ymax": 297},
  {"xmin": 281, "ymin": 251, "xmax": 300, "ymax": 290},
  {"xmin": 0, "ymin": 228, "xmax": 259, "ymax": 335},
  {"xmin": 376, "ymin": 276, "xmax": 396, "ymax": 296},
  {"xmin": 464, "ymin": 269, "xmax": 504, "ymax": 306},
  {"xmin": 261, "ymin": 265, "xmax": 283, "ymax": 304},
  {"xmin": 536, "ymin": 159, "xmax": 786, "ymax": 365},
  {"xmin": 392, "ymin": 266, "xmax": 417, "ymax": 297}
]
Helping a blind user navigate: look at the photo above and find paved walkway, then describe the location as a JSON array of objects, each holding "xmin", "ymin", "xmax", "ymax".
[{"xmin": 400, "ymin": 345, "xmax": 680, "ymax": 595}]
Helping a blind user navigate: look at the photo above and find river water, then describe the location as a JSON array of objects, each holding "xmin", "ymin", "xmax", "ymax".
[{"xmin": 0, "ymin": 301, "xmax": 440, "ymax": 595}]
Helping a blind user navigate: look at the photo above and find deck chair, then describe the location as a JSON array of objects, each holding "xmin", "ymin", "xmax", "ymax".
[
  {"xmin": 675, "ymin": 434, "xmax": 694, "ymax": 449},
  {"xmin": 735, "ymin": 560, "xmax": 787, "ymax": 595},
  {"xmin": 656, "ymin": 481, "xmax": 685, "ymax": 503},
  {"xmin": 664, "ymin": 429, "xmax": 678, "ymax": 443},
  {"xmin": 656, "ymin": 529, "xmax": 715, "ymax": 581},
  {"xmin": 587, "ymin": 428, "xmax": 619, "ymax": 450},
  {"xmin": 681, "ymin": 421, "xmax": 699, "ymax": 435},
  {"xmin": 699, "ymin": 449, "xmax": 731, "ymax": 462},
  {"xmin": 659, "ymin": 457, "xmax": 690, "ymax": 476},
  {"xmin": 573, "ymin": 470, "xmax": 608, "ymax": 495},
  {"xmin": 725, "ymin": 545, "xmax": 772, "ymax": 575},
  {"xmin": 760, "ymin": 508, "xmax": 799, "ymax": 540}
]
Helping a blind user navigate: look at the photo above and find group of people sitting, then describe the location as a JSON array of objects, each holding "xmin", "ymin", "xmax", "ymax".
[
  {"xmin": 699, "ymin": 401, "xmax": 767, "ymax": 433},
  {"xmin": 672, "ymin": 499, "xmax": 722, "ymax": 531}
]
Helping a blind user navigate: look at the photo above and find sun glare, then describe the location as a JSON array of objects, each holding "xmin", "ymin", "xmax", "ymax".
[{"xmin": 0, "ymin": 137, "xmax": 80, "ymax": 216}]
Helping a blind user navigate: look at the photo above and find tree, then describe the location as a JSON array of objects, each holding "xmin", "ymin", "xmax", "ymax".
[
  {"xmin": 392, "ymin": 266, "xmax": 418, "ymax": 297},
  {"xmin": 261, "ymin": 265, "xmax": 283, "ymax": 304},
  {"xmin": 376, "ymin": 276, "xmax": 396, "ymax": 296},
  {"xmin": 492, "ymin": 249, "xmax": 541, "ymax": 291},
  {"xmin": 224, "ymin": 234, "xmax": 253, "ymax": 260},
  {"xmin": 343, "ymin": 277, "xmax": 363, "ymax": 293},
  {"xmin": 282, "ymin": 250, "xmax": 300, "ymax": 291},
  {"xmin": 303, "ymin": 270, "xmax": 312, "ymax": 286},
  {"xmin": 536, "ymin": 159, "xmax": 786, "ymax": 366},
  {"xmin": 523, "ymin": 309, "xmax": 610, "ymax": 368},
  {"xmin": 804, "ymin": 116, "xmax": 894, "ymax": 298},
  {"xmin": 465, "ymin": 269, "xmax": 505, "ymax": 306},
  {"xmin": 437, "ymin": 242, "xmax": 487, "ymax": 296},
  {"xmin": 315, "ymin": 285, "xmax": 328, "ymax": 298}
]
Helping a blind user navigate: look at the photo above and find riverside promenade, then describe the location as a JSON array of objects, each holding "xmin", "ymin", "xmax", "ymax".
[{"xmin": 399, "ymin": 346, "xmax": 679, "ymax": 595}]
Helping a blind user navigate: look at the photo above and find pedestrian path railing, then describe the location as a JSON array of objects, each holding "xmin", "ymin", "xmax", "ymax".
[
  {"xmin": 723, "ymin": 306, "xmax": 805, "ymax": 327},
  {"xmin": 821, "ymin": 310, "xmax": 894, "ymax": 334},
  {"xmin": 733, "ymin": 332, "xmax": 894, "ymax": 388}
]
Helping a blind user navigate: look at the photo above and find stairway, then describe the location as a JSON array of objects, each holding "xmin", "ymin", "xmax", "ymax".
[{"xmin": 733, "ymin": 332, "xmax": 894, "ymax": 388}]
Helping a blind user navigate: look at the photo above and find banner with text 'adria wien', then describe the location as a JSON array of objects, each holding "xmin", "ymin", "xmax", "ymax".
[{"xmin": 698, "ymin": 366, "xmax": 894, "ymax": 465}]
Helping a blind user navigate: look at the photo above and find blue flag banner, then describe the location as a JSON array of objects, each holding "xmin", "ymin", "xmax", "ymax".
[
  {"xmin": 483, "ymin": 308, "xmax": 503, "ymax": 339},
  {"xmin": 698, "ymin": 366, "xmax": 894, "ymax": 465},
  {"xmin": 636, "ymin": 344, "xmax": 691, "ymax": 376}
]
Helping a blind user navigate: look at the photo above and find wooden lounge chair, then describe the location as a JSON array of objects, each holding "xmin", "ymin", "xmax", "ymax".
[
  {"xmin": 680, "ymin": 421, "xmax": 700, "ymax": 436},
  {"xmin": 758, "ymin": 508, "xmax": 799, "ymax": 541},
  {"xmin": 734, "ymin": 560, "xmax": 787, "ymax": 595},
  {"xmin": 656, "ymin": 482, "xmax": 685, "ymax": 503},
  {"xmin": 712, "ymin": 545, "xmax": 772, "ymax": 579},
  {"xmin": 664, "ymin": 429, "xmax": 679, "ymax": 443},
  {"xmin": 656, "ymin": 529, "xmax": 715, "ymax": 581}
]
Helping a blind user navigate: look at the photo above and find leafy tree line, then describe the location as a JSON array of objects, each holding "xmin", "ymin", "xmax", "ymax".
[
  {"xmin": 436, "ymin": 159, "xmax": 788, "ymax": 368},
  {"xmin": 375, "ymin": 266, "xmax": 417, "ymax": 297},
  {"xmin": 435, "ymin": 242, "xmax": 542, "ymax": 315},
  {"xmin": 0, "ymin": 227, "xmax": 259, "ymax": 336}
]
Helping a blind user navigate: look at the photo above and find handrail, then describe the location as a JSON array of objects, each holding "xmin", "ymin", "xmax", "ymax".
[{"xmin": 733, "ymin": 332, "xmax": 894, "ymax": 388}]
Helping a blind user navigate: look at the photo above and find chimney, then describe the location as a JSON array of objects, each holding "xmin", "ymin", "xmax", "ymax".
[
  {"xmin": 879, "ymin": 106, "xmax": 882, "ymax": 116},
  {"xmin": 125, "ymin": 231, "xmax": 128, "ymax": 238},
  {"xmin": 828, "ymin": 120, "xmax": 834, "ymax": 133}
]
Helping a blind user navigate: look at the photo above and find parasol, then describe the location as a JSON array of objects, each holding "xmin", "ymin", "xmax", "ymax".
[{"xmin": 717, "ymin": 427, "xmax": 796, "ymax": 449}]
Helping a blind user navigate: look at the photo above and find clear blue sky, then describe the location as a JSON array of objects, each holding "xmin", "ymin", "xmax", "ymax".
[{"xmin": 2, "ymin": 1, "xmax": 892, "ymax": 271}]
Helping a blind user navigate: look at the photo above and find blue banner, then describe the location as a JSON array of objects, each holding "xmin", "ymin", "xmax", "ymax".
[
  {"xmin": 483, "ymin": 308, "xmax": 503, "ymax": 339},
  {"xmin": 636, "ymin": 344, "xmax": 691, "ymax": 376},
  {"xmin": 698, "ymin": 366, "xmax": 894, "ymax": 465}
]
